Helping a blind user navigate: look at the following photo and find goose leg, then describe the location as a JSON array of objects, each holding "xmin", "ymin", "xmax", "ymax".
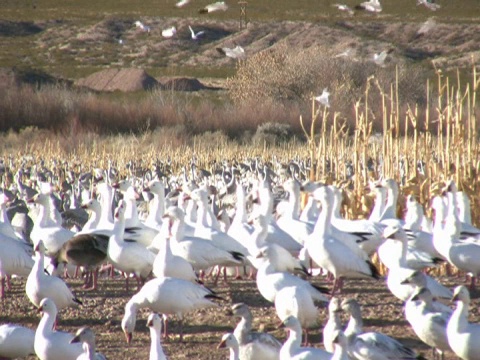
[
  {"xmin": 178, "ymin": 318, "xmax": 184, "ymax": 342},
  {"xmin": 469, "ymin": 275, "xmax": 476, "ymax": 291},
  {"xmin": 0, "ymin": 277, "xmax": 4, "ymax": 299}
]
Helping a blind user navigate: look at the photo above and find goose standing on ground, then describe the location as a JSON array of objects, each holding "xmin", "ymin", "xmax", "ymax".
[
  {"xmin": 447, "ymin": 285, "xmax": 480, "ymax": 360},
  {"xmin": 280, "ymin": 315, "xmax": 332, "ymax": 360},
  {"xmin": 218, "ymin": 333, "xmax": 240, "ymax": 360},
  {"xmin": 341, "ymin": 298, "xmax": 424, "ymax": 360},
  {"xmin": 70, "ymin": 327, "xmax": 106, "ymax": 360},
  {"xmin": 163, "ymin": 206, "xmax": 244, "ymax": 274},
  {"xmin": 329, "ymin": 330, "xmax": 350, "ymax": 360},
  {"xmin": 356, "ymin": 0, "xmax": 382, "ymax": 12},
  {"xmin": 383, "ymin": 226, "xmax": 450, "ymax": 302},
  {"xmin": 0, "ymin": 323, "xmax": 35, "ymax": 359},
  {"xmin": 0, "ymin": 233, "xmax": 34, "ymax": 298},
  {"xmin": 121, "ymin": 277, "xmax": 222, "ymax": 342},
  {"xmin": 274, "ymin": 286, "xmax": 318, "ymax": 345},
  {"xmin": 404, "ymin": 287, "xmax": 452, "ymax": 360},
  {"xmin": 54, "ymin": 232, "xmax": 109, "ymax": 290},
  {"xmin": 230, "ymin": 303, "xmax": 281, "ymax": 360},
  {"xmin": 26, "ymin": 240, "xmax": 82, "ymax": 311},
  {"xmin": 306, "ymin": 186, "xmax": 380, "ymax": 294},
  {"xmin": 107, "ymin": 200, "xmax": 155, "ymax": 292},
  {"xmin": 34, "ymin": 298, "xmax": 84, "ymax": 360},
  {"xmin": 146, "ymin": 313, "xmax": 168, "ymax": 360},
  {"xmin": 255, "ymin": 246, "xmax": 329, "ymax": 303},
  {"xmin": 323, "ymin": 297, "xmax": 342, "ymax": 353},
  {"xmin": 400, "ymin": 270, "xmax": 452, "ymax": 307},
  {"xmin": 143, "ymin": 180, "xmax": 166, "ymax": 231}
]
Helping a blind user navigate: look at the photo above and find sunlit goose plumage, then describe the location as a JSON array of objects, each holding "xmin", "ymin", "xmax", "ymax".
[
  {"xmin": 152, "ymin": 234, "xmax": 198, "ymax": 283},
  {"xmin": 107, "ymin": 200, "xmax": 155, "ymax": 292},
  {"xmin": 400, "ymin": 270, "xmax": 452, "ymax": 305},
  {"xmin": 143, "ymin": 180, "xmax": 166, "ymax": 231},
  {"xmin": 163, "ymin": 206, "xmax": 244, "ymax": 271},
  {"xmin": 276, "ymin": 178, "xmax": 313, "ymax": 246},
  {"xmin": 356, "ymin": 0, "xmax": 382, "ymax": 12},
  {"xmin": 0, "ymin": 323, "xmax": 35, "ymax": 359},
  {"xmin": 330, "ymin": 330, "xmax": 350, "ymax": 360},
  {"xmin": 447, "ymin": 285, "xmax": 480, "ymax": 360},
  {"xmin": 368, "ymin": 179, "xmax": 387, "ymax": 222},
  {"xmin": 218, "ymin": 333, "xmax": 240, "ymax": 360},
  {"xmin": 29, "ymin": 193, "xmax": 75, "ymax": 256},
  {"xmin": 121, "ymin": 277, "xmax": 221, "ymax": 342},
  {"xmin": 377, "ymin": 179, "xmax": 404, "ymax": 227},
  {"xmin": 191, "ymin": 188, "xmax": 247, "ymax": 255},
  {"xmin": 94, "ymin": 182, "xmax": 114, "ymax": 231},
  {"xmin": 34, "ymin": 298, "xmax": 84, "ymax": 360},
  {"xmin": 255, "ymin": 246, "xmax": 329, "ymax": 303},
  {"xmin": 70, "ymin": 327, "xmax": 106, "ymax": 360},
  {"xmin": 231, "ymin": 303, "xmax": 281, "ymax": 360},
  {"xmin": 323, "ymin": 297, "xmax": 343, "ymax": 353},
  {"xmin": 405, "ymin": 287, "xmax": 452, "ymax": 360},
  {"xmin": 227, "ymin": 182, "xmax": 254, "ymax": 251},
  {"xmin": 330, "ymin": 186, "xmax": 385, "ymax": 255},
  {"xmin": 275, "ymin": 286, "xmax": 318, "ymax": 345},
  {"xmin": 26, "ymin": 240, "xmax": 82, "ymax": 311},
  {"xmin": 199, "ymin": 1, "xmax": 228, "ymax": 13},
  {"xmin": 433, "ymin": 184, "xmax": 480, "ymax": 290},
  {"xmin": 0, "ymin": 194, "xmax": 21, "ymax": 240},
  {"xmin": 306, "ymin": 186, "xmax": 380, "ymax": 294},
  {"xmin": 280, "ymin": 315, "xmax": 332, "ymax": 360},
  {"xmin": 383, "ymin": 226, "xmax": 448, "ymax": 302},
  {"xmin": 254, "ymin": 178, "xmax": 302, "ymax": 254},
  {"xmin": 146, "ymin": 313, "xmax": 168, "ymax": 360},
  {"xmin": 0, "ymin": 233, "xmax": 34, "ymax": 298},
  {"xmin": 299, "ymin": 181, "xmax": 322, "ymax": 224},
  {"xmin": 342, "ymin": 298, "xmax": 422, "ymax": 360}
]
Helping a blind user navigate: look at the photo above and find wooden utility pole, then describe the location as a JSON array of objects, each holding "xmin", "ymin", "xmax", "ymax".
[{"xmin": 239, "ymin": 1, "xmax": 248, "ymax": 30}]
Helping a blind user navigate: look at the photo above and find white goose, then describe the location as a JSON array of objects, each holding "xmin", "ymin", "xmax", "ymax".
[
  {"xmin": 29, "ymin": 193, "xmax": 75, "ymax": 256},
  {"xmin": 152, "ymin": 233, "xmax": 199, "ymax": 283},
  {"xmin": 342, "ymin": 298, "xmax": 423, "ymax": 360},
  {"xmin": 255, "ymin": 246, "xmax": 329, "ymax": 303},
  {"xmin": 26, "ymin": 240, "xmax": 82, "ymax": 311},
  {"xmin": 107, "ymin": 200, "xmax": 155, "ymax": 292},
  {"xmin": 0, "ymin": 323, "xmax": 35, "ymax": 358},
  {"xmin": 121, "ymin": 277, "xmax": 221, "ymax": 342},
  {"xmin": 34, "ymin": 298, "xmax": 84, "ymax": 360},
  {"xmin": 280, "ymin": 315, "xmax": 332, "ymax": 360},
  {"xmin": 330, "ymin": 330, "xmax": 350, "ymax": 360},
  {"xmin": 146, "ymin": 313, "xmax": 168, "ymax": 360},
  {"xmin": 383, "ymin": 226, "xmax": 451, "ymax": 302},
  {"xmin": 274, "ymin": 286, "xmax": 318, "ymax": 345},
  {"xmin": 306, "ymin": 186, "xmax": 380, "ymax": 294},
  {"xmin": 447, "ymin": 285, "xmax": 480, "ymax": 360},
  {"xmin": 70, "ymin": 327, "xmax": 106, "ymax": 360},
  {"xmin": 199, "ymin": 1, "xmax": 228, "ymax": 13},
  {"xmin": 218, "ymin": 333, "xmax": 240, "ymax": 360},
  {"xmin": 230, "ymin": 303, "xmax": 281, "ymax": 360},
  {"xmin": 323, "ymin": 297, "xmax": 343, "ymax": 353},
  {"xmin": 405, "ymin": 287, "xmax": 452, "ymax": 360},
  {"xmin": 143, "ymin": 180, "xmax": 166, "ymax": 231},
  {"xmin": 163, "ymin": 206, "xmax": 244, "ymax": 273},
  {"xmin": 0, "ymin": 233, "xmax": 34, "ymax": 298}
]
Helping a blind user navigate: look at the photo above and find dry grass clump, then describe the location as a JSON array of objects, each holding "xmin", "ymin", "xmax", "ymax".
[{"xmin": 227, "ymin": 44, "xmax": 428, "ymax": 132}]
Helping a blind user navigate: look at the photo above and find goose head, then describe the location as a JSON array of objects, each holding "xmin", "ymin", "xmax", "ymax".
[
  {"xmin": 230, "ymin": 303, "xmax": 251, "ymax": 318},
  {"xmin": 340, "ymin": 298, "xmax": 362, "ymax": 319},
  {"xmin": 38, "ymin": 297, "xmax": 58, "ymax": 316},
  {"xmin": 34, "ymin": 240, "xmax": 47, "ymax": 254},
  {"xmin": 70, "ymin": 326, "xmax": 96, "ymax": 347},
  {"xmin": 28, "ymin": 193, "xmax": 50, "ymax": 206},
  {"xmin": 146, "ymin": 313, "xmax": 163, "ymax": 333},
  {"xmin": 409, "ymin": 287, "xmax": 433, "ymax": 303},
  {"xmin": 280, "ymin": 315, "xmax": 302, "ymax": 332},
  {"xmin": 452, "ymin": 285, "xmax": 470, "ymax": 305},
  {"xmin": 114, "ymin": 200, "xmax": 126, "ymax": 221},
  {"xmin": 217, "ymin": 333, "xmax": 238, "ymax": 350},
  {"xmin": 144, "ymin": 180, "xmax": 165, "ymax": 196},
  {"xmin": 400, "ymin": 270, "xmax": 425, "ymax": 286},
  {"xmin": 382, "ymin": 225, "xmax": 406, "ymax": 241},
  {"xmin": 163, "ymin": 206, "xmax": 185, "ymax": 222},
  {"xmin": 81, "ymin": 198, "xmax": 101, "ymax": 212}
]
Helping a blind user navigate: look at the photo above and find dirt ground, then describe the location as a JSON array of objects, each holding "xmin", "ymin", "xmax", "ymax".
[{"xmin": 1, "ymin": 266, "xmax": 478, "ymax": 360}]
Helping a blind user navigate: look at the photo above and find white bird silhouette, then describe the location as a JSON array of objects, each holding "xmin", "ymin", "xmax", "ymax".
[
  {"xmin": 199, "ymin": 1, "xmax": 228, "ymax": 14},
  {"xmin": 162, "ymin": 26, "xmax": 177, "ymax": 38},
  {"xmin": 373, "ymin": 50, "xmax": 392, "ymax": 67},
  {"xmin": 417, "ymin": 0, "xmax": 441, "ymax": 11},
  {"xmin": 216, "ymin": 45, "xmax": 245, "ymax": 59},
  {"xmin": 189, "ymin": 25, "xmax": 205, "ymax": 40},
  {"xmin": 356, "ymin": 0, "xmax": 382, "ymax": 13},
  {"xmin": 315, "ymin": 89, "xmax": 330, "ymax": 108},
  {"xmin": 134, "ymin": 20, "xmax": 151, "ymax": 33},
  {"xmin": 333, "ymin": 4, "xmax": 354, "ymax": 16},
  {"xmin": 176, "ymin": 0, "xmax": 190, "ymax": 8}
]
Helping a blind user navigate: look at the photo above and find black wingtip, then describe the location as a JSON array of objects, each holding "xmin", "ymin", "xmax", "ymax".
[
  {"xmin": 367, "ymin": 260, "xmax": 382, "ymax": 280},
  {"xmin": 205, "ymin": 294, "xmax": 225, "ymax": 301},
  {"xmin": 230, "ymin": 251, "xmax": 245, "ymax": 262},
  {"xmin": 199, "ymin": 8, "xmax": 208, "ymax": 13},
  {"xmin": 432, "ymin": 257, "xmax": 445, "ymax": 265},
  {"xmin": 311, "ymin": 284, "xmax": 330, "ymax": 295},
  {"xmin": 216, "ymin": 47, "xmax": 226, "ymax": 55},
  {"xmin": 73, "ymin": 297, "xmax": 83, "ymax": 306}
]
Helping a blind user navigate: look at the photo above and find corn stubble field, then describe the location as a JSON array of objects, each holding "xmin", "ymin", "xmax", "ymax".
[{"xmin": 1, "ymin": 0, "xmax": 480, "ymax": 359}]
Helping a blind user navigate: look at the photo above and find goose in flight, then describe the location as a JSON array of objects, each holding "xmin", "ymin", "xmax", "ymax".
[
  {"xmin": 189, "ymin": 25, "xmax": 205, "ymax": 40},
  {"xmin": 199, "ymin": 1, "xmax": 228, "ymax": 14},
  {"xmin": 356, "ymin": 0, "xmax": 382, "ymax": 13},
  {"xmin": 217, "ymin": 45, "xmax": 245, "ymax": 59},
  {"xmin": 315, "ymin": 89, "xmax": 330, "ymax": 108},
  {"xmin": 162, "ymin": 26, "xmax": 177, "ymax": 38}
]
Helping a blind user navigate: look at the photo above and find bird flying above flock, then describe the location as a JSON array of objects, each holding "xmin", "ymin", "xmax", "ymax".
[
  {"xmin": 216, "ymin": 45, "xmax": 245, "ymax": 59},
  {"xmin": 199, "ymin": 1, "xmax": 228, "ymax": 14}
]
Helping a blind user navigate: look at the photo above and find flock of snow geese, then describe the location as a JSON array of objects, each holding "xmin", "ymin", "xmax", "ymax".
[{"xmin": 0, "ymin": 155, "xmax": 479, "ymax": 360}]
